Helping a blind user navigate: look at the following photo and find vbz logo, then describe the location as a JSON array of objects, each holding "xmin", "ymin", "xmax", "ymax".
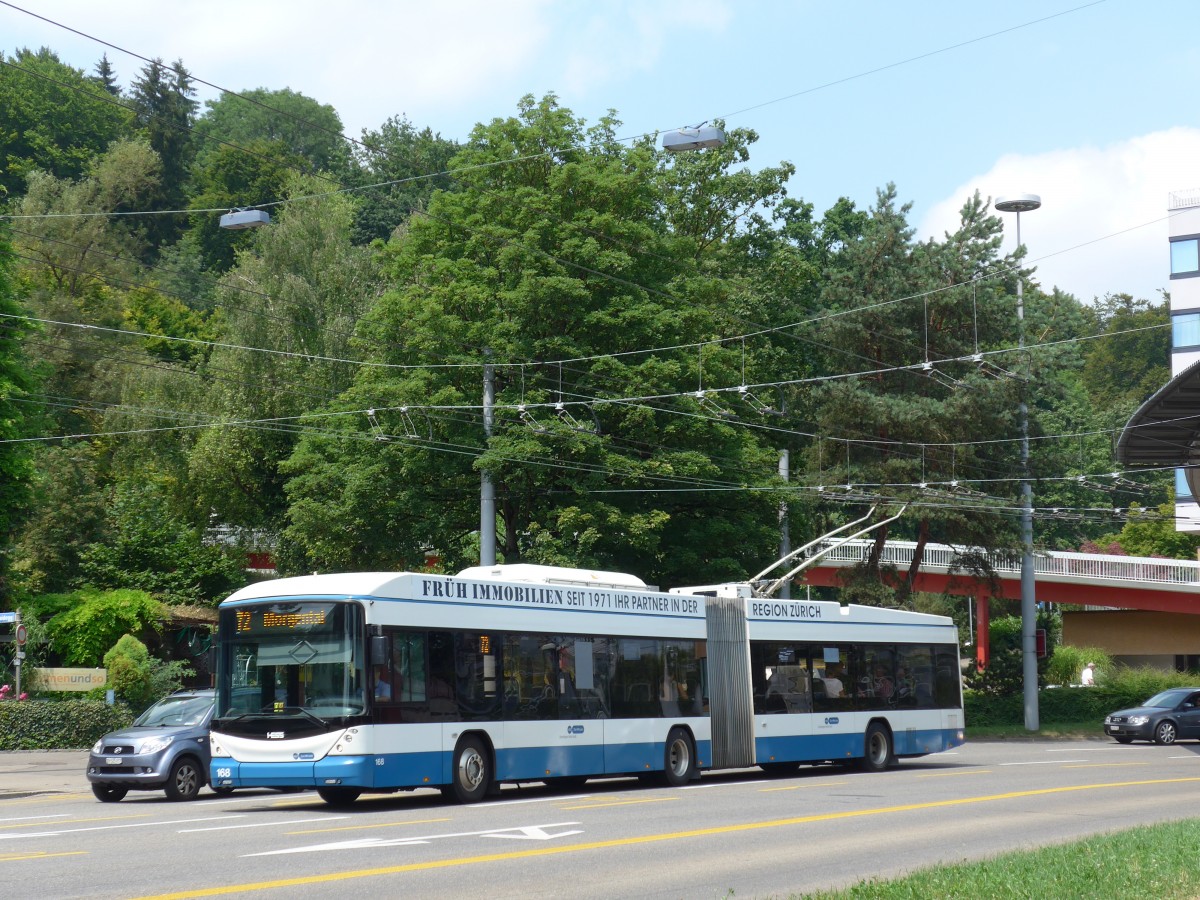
[
  {"xmin": 824, "ymin": 716, "xmax": 840, "ymax": 725},
  {"xmin": 567, "ymin": 725, "xmax": 585, "ymax": 735}
]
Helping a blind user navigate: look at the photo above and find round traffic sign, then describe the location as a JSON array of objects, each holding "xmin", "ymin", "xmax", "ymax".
[{"xmin": 15, "ymin": 624, "xmax": 26, "ymax": 646}]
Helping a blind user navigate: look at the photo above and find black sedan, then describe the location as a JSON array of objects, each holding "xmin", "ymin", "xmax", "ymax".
[{"xmin": 1104, "ymin": 687, "xmax": 1200, "ymax": 745}]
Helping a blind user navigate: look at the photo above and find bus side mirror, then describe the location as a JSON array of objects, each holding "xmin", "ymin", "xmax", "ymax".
[{"xmin": 370, "ymin": 634, "xmax": 389, "ymax": 666}]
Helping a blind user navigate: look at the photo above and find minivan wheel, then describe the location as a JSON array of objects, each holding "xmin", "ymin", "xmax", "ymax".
[
  {"xmin": 92, "ymin": 784, "xmax": 128, "ymax": 803},
  {"xmin": 164, "ymin": 757, "xmax": 203, "ymax": 801}
]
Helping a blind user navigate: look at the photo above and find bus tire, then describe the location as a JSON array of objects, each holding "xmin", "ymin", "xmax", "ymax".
[
  {"xmin": 450, "ymin": 735, "xmax": 492, "ymax": 803},
  {"xmin": 317, "ymin": 787, "xmax": 361, "ymax": 806},
  {"xmin": 860, "ymin": 722, "xmax": 893, "ymax": 772},
  {"xmin": 662, "ymin": 727, "xmax": 696, "ymax": 786}
]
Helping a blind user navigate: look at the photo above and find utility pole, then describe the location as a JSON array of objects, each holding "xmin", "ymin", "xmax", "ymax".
[{"xmin": 480, "ymin": 350, "xmax": 496, "ymax": 566}]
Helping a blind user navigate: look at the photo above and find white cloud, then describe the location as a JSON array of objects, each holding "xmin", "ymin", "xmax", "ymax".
[{"xmin": 919, "ymin": 128, "xmax": 1200, "ymax": 304}]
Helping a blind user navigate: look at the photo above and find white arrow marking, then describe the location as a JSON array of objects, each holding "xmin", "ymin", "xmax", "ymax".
[
  {"xmin": 247, "ymin": 822, "xmax": 583, "ymax": 856},
  {"xmin": 486, "ymin": 825, "xmax": 583, "ymax": 840}
]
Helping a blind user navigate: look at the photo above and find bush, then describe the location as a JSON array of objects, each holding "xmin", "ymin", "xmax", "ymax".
[
  {"xmin": 1045, "ymin": 645, "xmax": 1112, "ymax": 687},
  {"xmin": 0, "ymin": 699, "xmax": 133, "ymax": 750},
  {"xmin": 102, "ymin": 634, "xmax": 192, "ymax": 711},
  {"xmin": 965, "ymin": 665, "xmax": 1200, "ymax": 730}
]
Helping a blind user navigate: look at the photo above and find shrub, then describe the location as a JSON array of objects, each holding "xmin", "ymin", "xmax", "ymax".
[
  {"xmin": 0, "ymin": 699, "xmax": 133, "ymax": 750},
  {"xmin": 45, "ymin": 588, "xmax": 166, "ymax": 666},
  {"xmin": 101, "ymin": 634, "xmax": 192, "ymax": 712},
  {"xmin": 1045, "ymin": 645, "xmax": 1112, "ymax": 686}
]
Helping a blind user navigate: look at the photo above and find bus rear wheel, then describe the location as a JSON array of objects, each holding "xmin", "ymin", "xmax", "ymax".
[
  {"xmin": 860, "ymin": 723, "xmax": 893, "ymax": 772},
  {"xmin": 449, "ymin": 735, "xmax": 492, "ymax": 803},
  {"xmin": 662, "ymin": 727, "xmax": 696, "ymax": 786}
]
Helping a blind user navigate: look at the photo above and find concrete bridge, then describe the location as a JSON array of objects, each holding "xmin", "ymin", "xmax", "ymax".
[{"xmin": 800, "ymin": 539, "xmax": 1200, "ymax": 664}]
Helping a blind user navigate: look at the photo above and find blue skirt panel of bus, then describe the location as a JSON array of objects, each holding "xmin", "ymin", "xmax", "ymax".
[
  {"xmin": 495, "ymin": 738, "xmax": 712, "ymax": 781},
  {"xmin": 756, "ymin": 727, "xmax": 961, "ymax": 764}
]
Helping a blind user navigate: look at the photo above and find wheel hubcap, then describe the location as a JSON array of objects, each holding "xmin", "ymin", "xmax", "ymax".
[{"xmin": 459, "ymin": 749, "xmax": 484, "ymax": 789}]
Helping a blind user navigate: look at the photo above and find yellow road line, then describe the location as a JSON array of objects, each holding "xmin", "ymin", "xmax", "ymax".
[
  {"xmin": 0, "ymin": 851, "xmax": 88, "ymax": 862},
  {"xmin": 560, "ymin": 797, "xmax": 679, "ymax": 810},
  {"xmin": 133, "ymin": 776, "xmax": 1200, "ymax": 900},
  {"xmin": 760, "ymin": 780, "xmax": 850, "ymax": 792},
  {"xmin": 1063, "ymin": 762, "xmax": 1149, "ymax": 769},
  {"xmin": 287, "ymin": 817, "xmax": 451, "ymax": 835},
  {"xmin": 0, "ymin": 813, "xmax": 149, "ymax": 830}
]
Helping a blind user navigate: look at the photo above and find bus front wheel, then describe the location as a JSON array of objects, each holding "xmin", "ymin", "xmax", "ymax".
[
  {"xmin": 860, "ymin": 723, "xmax": 893, "ymax": 772},
  {"xmin": 662, "ymin": 727, "xmax": 696, "ymax": 786},
  {"xmin": 449, "ymin": 735, "xmax": 492, "ymax": 803},
  {"xmin": 317, "ymin": 787, "xmax": 361, "ymax": 806}
]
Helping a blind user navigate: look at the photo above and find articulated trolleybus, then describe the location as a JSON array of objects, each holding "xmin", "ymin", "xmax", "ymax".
[{"xmin": 209, "ymin": 564, "xmax": 964, "ymax": 804}]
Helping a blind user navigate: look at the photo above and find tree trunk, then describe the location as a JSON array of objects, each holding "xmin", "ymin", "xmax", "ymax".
[{"xmin": 898, "ymin": 517, "xmax": 930, "ymax": 606}]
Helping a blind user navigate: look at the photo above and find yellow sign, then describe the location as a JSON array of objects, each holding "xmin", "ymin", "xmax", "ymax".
[{"xmin": 34, "ymin": 668, "xmax": 107, "ymax": 691}]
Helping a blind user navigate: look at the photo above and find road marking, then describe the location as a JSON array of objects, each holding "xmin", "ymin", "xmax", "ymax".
[
  {"xmin": 0, "ymin": 815, "xmax": 242, "ymax": 840},
  {"xmin": 916, "ymin": 770, "xmax": 991, "ymax": 778},
  {"xmin": 999, "ymin": 759, "xmax": 1088, "ymax": 766},
  {"xmin": 0, "ymin": 814, "xmax": 70, "ymax": 823},
  {"xmin": 1063, "ymin": 762, "xmax": 1149, "ymax": 769},
  {"xmin": 682, "ymin": 780, "xmax": 769, "ymax": 789},
  {"xmin": 559, "ymin": 797, "xmax": 678, "ymax": 810},
  {"xmin": 469, "ymin": 794, "xmax": 586, "ymax": 807},
  {"xmin": 0, "ymin": 850, "xmax": 88, "ymax": 862},
  {"xmin": 0, "ymin": 813, "xmax": 151, "ymax": 831},
  {"xmin": 131, "ymin": 775, "xmax": 1200, "ymax": 899},
  {"xmin": 760, "ymin": 780, "xmax": 851, "ymax": 792},
  {"xmin": 180, "ymin": 817, "xmax": 348, "ymax": 834},
  {"xmin": 287, "ymin": 817, "xmax": 451, "ymax": 836},
  {"xmin": 244, "ymin": 821, "xmax": 586, "ymax": 856}
]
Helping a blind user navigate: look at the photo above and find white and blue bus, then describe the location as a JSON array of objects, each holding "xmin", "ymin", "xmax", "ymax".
[{"xmin": 209, "ymin": 564, "xmax": 964, "ymax": 805}]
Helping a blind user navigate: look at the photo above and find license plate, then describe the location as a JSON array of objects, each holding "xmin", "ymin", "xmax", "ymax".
[{"xmin": 105, "ymin": 757, "xmax": 122, "ymax": 765}]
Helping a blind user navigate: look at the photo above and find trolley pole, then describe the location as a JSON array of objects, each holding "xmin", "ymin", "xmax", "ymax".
[
  {"xmin": 480, "ymin": 350, "xmax": 496, "ymax": 566},
  {"xmin": 778, "ymin": 450, "xmax": 790, "ymax": 599}
]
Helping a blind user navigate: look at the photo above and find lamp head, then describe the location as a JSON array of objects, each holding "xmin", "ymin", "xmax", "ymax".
[{"xmin": 994, "ymin": 194, "xmax": 1042, "ymax": 214}]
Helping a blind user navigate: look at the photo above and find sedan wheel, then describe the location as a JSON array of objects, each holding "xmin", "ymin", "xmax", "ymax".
[{"xmin": 1154, "ymin": 720, "xmax": 1178, "ymax": 745}]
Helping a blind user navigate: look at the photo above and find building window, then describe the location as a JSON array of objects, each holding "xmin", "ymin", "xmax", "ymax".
[
  {"xmin": 1177, "ymin": 468, "xmax": 1193, "ymax": 502},
  {"xmin": 1172, "ymin": 312, "xmax": 1200, "ymax": 349},
  {"xmin": 1171, "ymin": 237, "xmax": 1200, "ymax": 277}
]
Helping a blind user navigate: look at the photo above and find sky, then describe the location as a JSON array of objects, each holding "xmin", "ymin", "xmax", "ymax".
[{"xmin": 3, "ymin": 0, "xmax": 1197, "ymax": 305}]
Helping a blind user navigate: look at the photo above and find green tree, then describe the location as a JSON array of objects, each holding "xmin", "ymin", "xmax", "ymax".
[
  {"xmin": 351, "ymin": 115, "xmax": 459, "ymax": 243},
  {"xmin": 0, "ymin": 47, "xmax": 132, "ymax": 198},
  {"xmin": 77, "ymin": 479, "xmax": 245, "ymax": 604},
  {"xmin": 128, "ymin": 58, "xmax": 198, "ymax": 250},
  {"xmin": 186, "ymin": 173, "xmax": 380, "ymax": 532},
  {"xmin": 45, "ymin": 587, "xmax": 166, "ymax": 666},
  {"xmin": 804, "ymin": 188, "xmax": 1026, "ymax": 604},
  {"xmin": 281, "ymin": 95, "xmax": 794, "ymax": 585},
  {"xmin": 193, "ymin": 87, "xmax": 352, "ymax": 178},
  {"xmin": 10, "ymin": 443, "xmax": 107, "ymax": 594},
  {"xmin": 0, "ymin": 230, "xmax": 39, "ymax": 601}
]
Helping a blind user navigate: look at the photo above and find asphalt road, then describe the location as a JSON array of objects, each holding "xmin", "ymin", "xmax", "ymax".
[{"xmin": 2, "ymin": 739, "xmax": 1199, "ymax": 899}]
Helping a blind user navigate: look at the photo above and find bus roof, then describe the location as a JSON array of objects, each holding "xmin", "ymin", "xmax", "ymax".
[{"xmin": 455, "ymin": 564, "xmax": 649, "ymax": 590}]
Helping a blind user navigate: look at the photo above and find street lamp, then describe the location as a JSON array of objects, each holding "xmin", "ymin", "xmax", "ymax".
[
  {"xmin": 661, "ymin": 124, "xmax": 726, "ymax": 152},
  {"xmin": 219, "ymin": 208, "xmax": 271, "ymax": 230},
  {"xmin": 994, "ymin": 193, "xmax": 1041, "ymax": 732}
]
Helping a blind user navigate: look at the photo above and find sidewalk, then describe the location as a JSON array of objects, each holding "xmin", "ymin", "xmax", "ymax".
[{"xmin": 0, "ymin": 750, "xmax": 90, "ymax": 798}]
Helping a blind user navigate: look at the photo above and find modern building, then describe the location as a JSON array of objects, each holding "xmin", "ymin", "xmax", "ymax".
[{"xmin": 1118, "ymin": 189, "xmax": 1200, "ymax": 532}]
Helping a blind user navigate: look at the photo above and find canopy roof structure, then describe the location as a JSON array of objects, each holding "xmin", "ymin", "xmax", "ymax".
[{"xmin": 1117, "ymin": 357, "xmax": 1200, "ymax": 497}]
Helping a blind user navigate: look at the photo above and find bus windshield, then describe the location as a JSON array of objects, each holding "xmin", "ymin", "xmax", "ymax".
[{"xmin": 214, "ymin": 600, "xmax": 366, "ymax": 724}]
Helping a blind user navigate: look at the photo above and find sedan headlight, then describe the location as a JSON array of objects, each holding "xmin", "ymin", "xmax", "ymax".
[
  {"xmin": 1127, "ymin": 715, "xmax": 1150, "ymax": 726},
  {"xmin": 137, "ymin": 735, "xmax": 175, "ymax": 754},
  {"xmin": 92, "ymin": 738, "xmax": 104, "ymax": 753}
]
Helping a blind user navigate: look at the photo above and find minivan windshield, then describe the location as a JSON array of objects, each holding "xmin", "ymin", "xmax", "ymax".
[{"xmin": 134, "ymin": 694, "xmax": 213, "ymax": 727}]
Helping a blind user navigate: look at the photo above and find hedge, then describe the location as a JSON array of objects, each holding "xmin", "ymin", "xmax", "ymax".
[{"xmin": 0, "ymin": 700, "xmax": 134, "ymax": 750}]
